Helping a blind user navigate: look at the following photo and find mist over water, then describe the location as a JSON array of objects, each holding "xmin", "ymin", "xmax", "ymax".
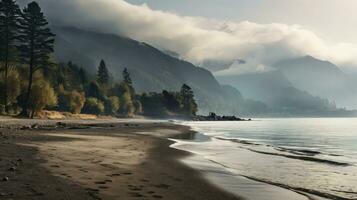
[{"xmin": 176, "ymin": 118, "xmax": 357, "ymax": 199}]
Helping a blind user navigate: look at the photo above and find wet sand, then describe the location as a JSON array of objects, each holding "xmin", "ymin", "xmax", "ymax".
[{"xmin": 0, "ymin": 120, "xmax": 241, "ymax": 200}]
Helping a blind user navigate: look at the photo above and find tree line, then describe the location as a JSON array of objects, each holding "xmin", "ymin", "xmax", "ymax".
[{"xmin": 0, "ymin": 0, "xmax": 198, "ymax": 118}]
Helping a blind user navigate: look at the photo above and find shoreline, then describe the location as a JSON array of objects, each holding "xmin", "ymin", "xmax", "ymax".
[
  {"xmin": 0, "ymin": 119, "xmax": 241, "ymax": 200},
  {"xmin": 172, "ymin": 121, "xmax": 351, "ymax": 200}
]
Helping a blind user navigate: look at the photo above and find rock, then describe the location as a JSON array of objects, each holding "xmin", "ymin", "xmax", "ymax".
[
  {"xmin": 56, "ymin": 122, "xmax": 66, "ymax": 126},
  {"xmin": 17, "ymin": 158, "xmax": 23, "ymax": 162},
  {"xmin": 31, "ymin": 124, "xmax": 39, "ymax": 129},
  {"xmin": 8, "ymin": 167, "xmax": 16, "ymax": 172},
  {"xmin": 2, "ymin": 177, "xmax": 9, "ymax": 182}
]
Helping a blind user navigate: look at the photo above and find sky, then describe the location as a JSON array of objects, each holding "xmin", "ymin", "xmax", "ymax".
[
  {"xmin": 18, "ymin": 0, "xmax": 357, "ymax": 73},
  {"xmin": 127, "ymin": 0, "xmax": 357, "ymax": 44}
]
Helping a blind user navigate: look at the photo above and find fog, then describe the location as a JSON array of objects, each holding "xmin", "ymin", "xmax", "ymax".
[{"xmin": 17, "ymin": 0, "xmax": 357, "ymax": 74}]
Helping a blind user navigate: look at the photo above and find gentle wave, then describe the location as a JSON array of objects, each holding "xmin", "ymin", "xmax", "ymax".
[
  {"xmin": 178, "ymin": 119, "xmax": 357, "ymax": 199},
  {"xmin": 215, "ymin": 137, "xmax": 350, "ymax": 166}
]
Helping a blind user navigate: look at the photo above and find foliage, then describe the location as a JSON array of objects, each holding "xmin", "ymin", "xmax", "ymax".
[
  {"xmin": 140, "ymin": 92, "xmax": 166, "ymax": 117},
  {"xmin": 82, "ymin": 97, "xmax": 104, "ymax": 115},
  {"xmin": 58, "ymin": 89, "xmax": 85, "ymax": 114},
  {"xmin": 97, "ymin": 59, "xmax": 109, "ymax": 86},
  {"xmin": 0, "ymin": 69, "xmax": 21, "ymax": 107},
  {"xmin": 28, "ymin": 79, "xmax": 57, "ymax": 118},
  {"xmin": 122, "ymin": 68, "xmax": 132, "ymax": 86},
  {"xmin": 162, "ymin": 90, "xmax": 181, "ymax": 113},
  {"xmin": 0, "ymin": 1, "xmax": 200, "ymax": 118},
  {"xmin": 133, "ymin": 99, "xmax": 142, "ymax": 114},
  {"xmin": 104, "ymin": 96, "xmax": 120, "ymax": 115},
  {"xmin": 55, "ymin": 62, "xmax": 86, "ymax": 91},
  {"xmin": 86, "ymin": 81, "xmax": 105, "ymax": 100},
  {"xmin": 119, "ymin": 85, "xmax": 135, "ymax": 117},
  {"xmin": 180, "ymin": 84, "xmax": 198, "ymax": 116},
  {"xmin": 5, "ymin": 69, "xmax": 21, "ymax": 105},
  {"xmin": 17, "ymin": 1, "xmax": 55, "ymax": 116},
  {"xmin": 0, "ymin": 0, "xmax": 21, "ymax": 112}
]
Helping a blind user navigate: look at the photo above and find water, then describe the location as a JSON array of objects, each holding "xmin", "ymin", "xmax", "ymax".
[{"xmin": 175, "ymin": 118, "xmax": 357, "ymax": 200}]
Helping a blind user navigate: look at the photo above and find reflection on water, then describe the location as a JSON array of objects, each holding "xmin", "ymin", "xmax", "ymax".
[{"xmin": 178, "ymin": 118, "xmax": 357, "ymax": 200}]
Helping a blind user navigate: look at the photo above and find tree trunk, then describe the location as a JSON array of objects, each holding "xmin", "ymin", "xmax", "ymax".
[
  {"xmin": 20, "ymin": 65, "xmax": 33, "ymax": 117},
  {"xmin": 20, "ymin": 54, "xmax": 34, "ymax": 118},
  {"xmin": 30, "ymin": 108, "xmax": 35, "ymax": 119}
]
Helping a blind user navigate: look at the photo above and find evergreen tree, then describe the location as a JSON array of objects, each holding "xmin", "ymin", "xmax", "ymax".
[
  {"xmin": 122, "ymin": 67, "xmax": 136, "ymax": 99},
  {"xmin": 180, "ymin": 84, "xmax": 198, "ymax": 116},
  {"xmin": 162, "ymin": 90, "xmax": 180, "ymax": 113},
  {"xmin": 78, "ymin": 67, "xmax": 88, "ymax": 87},
  {"xmin": 122, "ymin": 68, "xmax": 132, "ymax": 86},
  {"xmin": 97, "ymin": 59, "xmax": 109, "ymax": 86},
  {"xmin": 0, "ymin": 0, "xmax": 21, "ymax": 112},
  {"xmin": 86, "ymin": 81, "xmax": 105, "ymax": 101},
  {"xmin": 17, "ymin": 1, "xmax": 55, "ymax": 116}
]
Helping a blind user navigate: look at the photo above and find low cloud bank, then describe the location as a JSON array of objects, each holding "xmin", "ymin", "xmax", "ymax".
[{"xmin": 19, "ymin": 0, "xmax": 357, "ymax": 74}]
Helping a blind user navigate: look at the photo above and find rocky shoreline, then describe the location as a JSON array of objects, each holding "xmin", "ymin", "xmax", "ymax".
[{"xmin": 193, "ymin": 113, "xmax": 251, "ymax": 121}]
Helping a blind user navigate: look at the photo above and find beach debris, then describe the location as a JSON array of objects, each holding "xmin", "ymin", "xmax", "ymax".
[
  {"xmin": 56, "ymin": 122, "xmax": 66, "ymax": 127},
  {"xmin": 20, "ymin": 125, "xmax": 32, "ymax": 130}
]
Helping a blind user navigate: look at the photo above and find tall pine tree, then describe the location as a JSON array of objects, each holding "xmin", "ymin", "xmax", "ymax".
[
  {"xmin": 122, "ymin": 68, "xmax": 132, "ymax": 86},
  {"xmin": 0, "ymin": 0, "xmax": 21, "ymax": 112},
  {"xmin": 17, "ymin": 2, "xmax": 55, "ymax": 116},
  {"xmin": 122, "ymin": 67, "xmax": 136, "ymax": 99},
  {"xmin": 180, "ymin": 84, "xmax": 198, "ymax": 116},
  {"xmin": 97, "ymin": 59, "xmax": 109, "ymax": 86}
]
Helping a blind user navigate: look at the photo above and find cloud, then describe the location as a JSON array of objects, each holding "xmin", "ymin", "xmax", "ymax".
[{"xmin": 21, "ymin": 0, "xmax": 357, "ymax": 74}]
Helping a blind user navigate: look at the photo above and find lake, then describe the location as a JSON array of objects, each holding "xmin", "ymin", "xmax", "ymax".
[{"xmin": 174, "ymin": 118, "xmax": 357, "ymax": 200}]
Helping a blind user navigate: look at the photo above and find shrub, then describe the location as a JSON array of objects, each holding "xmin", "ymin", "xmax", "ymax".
[
  {"xmin": 82, "ymin": 97, "xmax": 104, "ymax": 115},
  {"xmin": 29, "ymin": 80, "xmax": 58, "ymax": 118},
  {"xmin": 104, "ymin": 96, "xmax": 120, "ymax": 115},
  {"xmin": 68, "ymin": 91, "xmax": 86, "ymax": 114}
]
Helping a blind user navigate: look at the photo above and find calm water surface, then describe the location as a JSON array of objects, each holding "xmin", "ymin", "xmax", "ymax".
[{"xmin": 177, "ymin": 118, "xmax": 357, "ymax": 199}]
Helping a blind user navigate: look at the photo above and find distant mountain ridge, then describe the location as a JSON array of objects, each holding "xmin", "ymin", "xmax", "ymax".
[
  {"xmin": 274, "ymin": 56, "xmax": 357, "ymax": 109},
  {"xmin": 217, "ymin": 69, "xmax": 355, "ymax": 116},
  {"xmin": 53, "ymin": 26, "xmax": 261, "ymax": 115}
]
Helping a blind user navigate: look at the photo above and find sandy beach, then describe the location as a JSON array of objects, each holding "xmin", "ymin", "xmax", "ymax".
[{"xmin": 0, "ymin": 119, "xmax": 241, "ymax": 200}]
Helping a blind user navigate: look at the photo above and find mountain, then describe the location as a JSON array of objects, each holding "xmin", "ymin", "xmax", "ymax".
[
  {"xmin": 216, "ymin": 70, "xmax": 353, "ymax": 116},
  {"xmin": 53, "ymin": 27, "xmax": 355, "ymax": 117},
  {"xmin": 274, "ymin": 56, "xmax": 357, "ymax": 109},
  {"xmin": 53, "ymin": 26, "xmax": 260, "ymax": 115}
]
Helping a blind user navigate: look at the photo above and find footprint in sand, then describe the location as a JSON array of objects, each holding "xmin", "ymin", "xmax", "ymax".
[
  {"xmin": 50, "ymin": 165, "xmax": 60, "ymax": 168},
  {"xmin": 154, "ymin": 184, "xmax": 170, "ymax": 189},
  {"xmin": 108, "ymin": 173, "xmax": 121, "ymax": 177},
  {"xmin": 85, "ymin": 188, "xmax": 100, "ymax": 193},
  {"xmin": 129, "ymin": 192, "xmax": 144, "ymax": 197},
  {"xmin": 94, "ymin": 181, "xmax": 106, "ymax": 185},
  {"xmin": 128, "ymin": 184, "xmax": 142, "ymax": 191},
  {"xmin": 153, "ymin": 195, "xmax": 163, "ymax": 199}
]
